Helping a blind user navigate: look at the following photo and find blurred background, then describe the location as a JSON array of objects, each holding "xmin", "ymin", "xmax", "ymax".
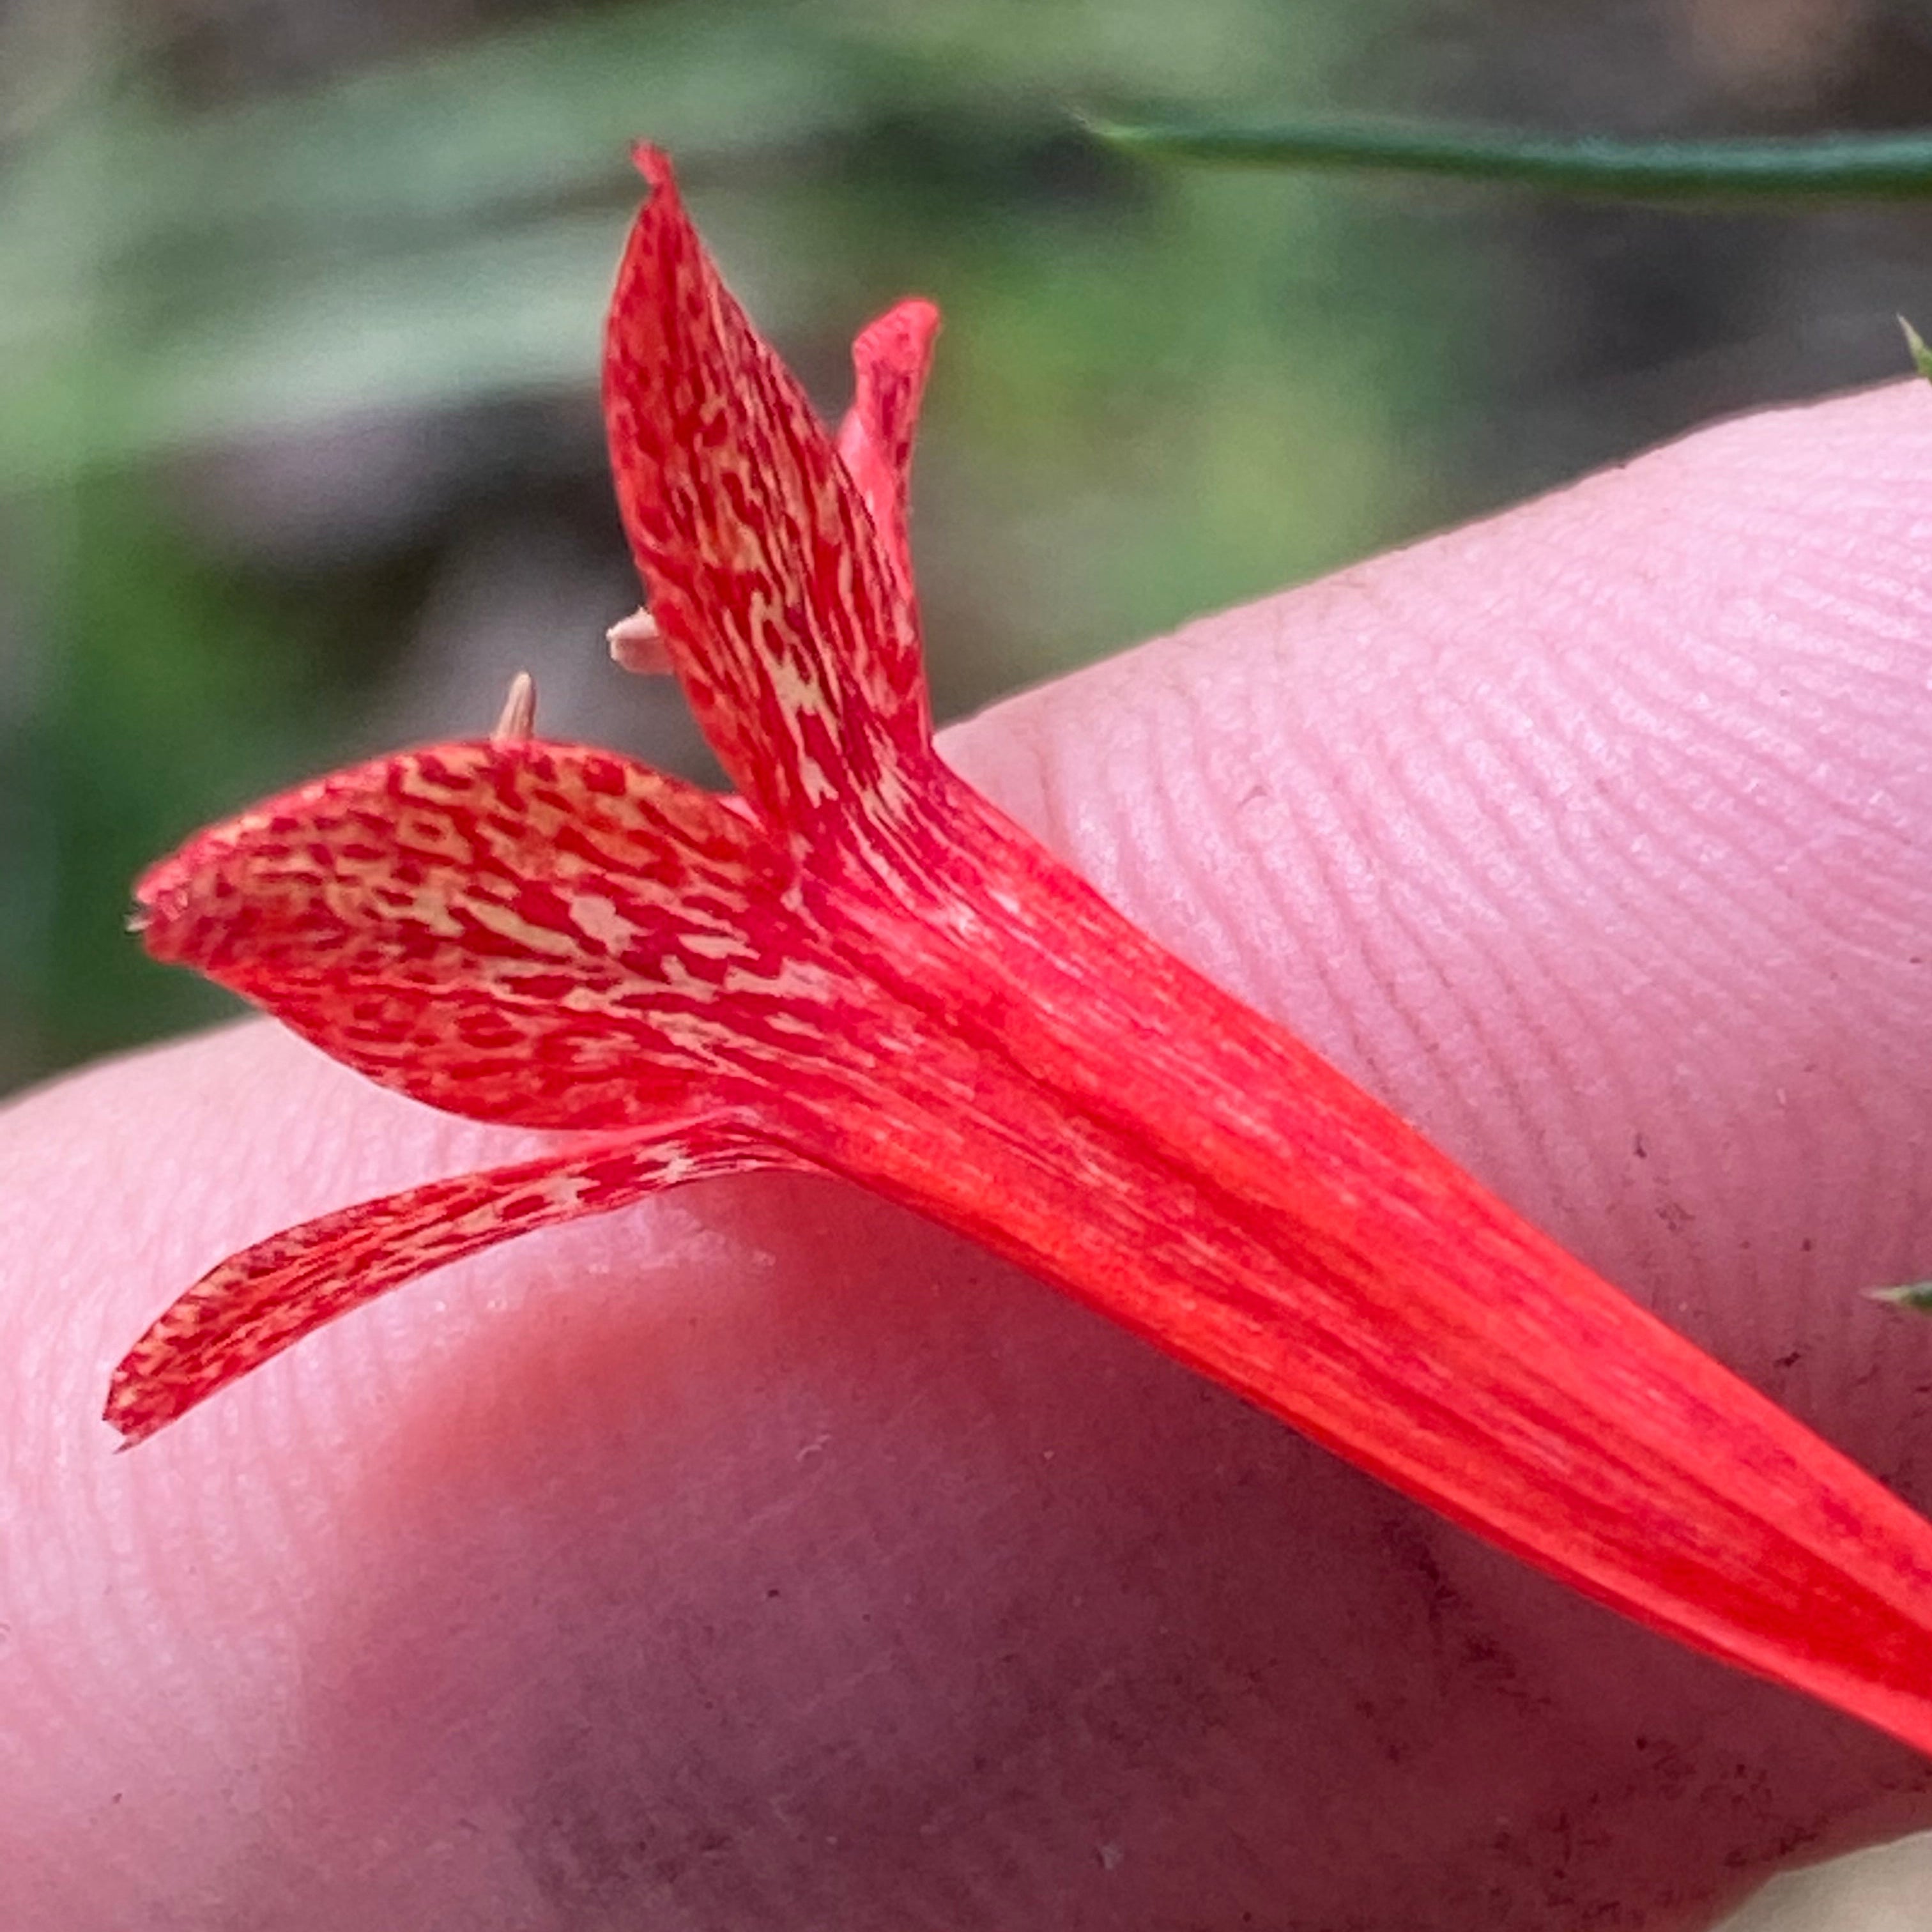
[
  {"xmin": 8, "ymin": 0, "xmax": 1932, "ymax": 1095},
  {"xmin": 6, "ymin": 3, "xmax": 1932, "ymax": 1924}
]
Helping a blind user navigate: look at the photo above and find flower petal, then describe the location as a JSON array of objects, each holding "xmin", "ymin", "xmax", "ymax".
[
  {"xmin": 602, "ymin": 147, "xmax": 934, "ymax": 836},
  {"xmin": 135, "ymin": 740, "xmax": 849, "ymax": 1131},
  {"xmin": 836, "ymin": 296, "xmax": 940, "ymax": 602},
  {"xmin": 105, "ymin": 1117, "xmax": 782, "ymax": 1445},
  {"xmin": 116, "ymin": 139, "xmax": 1932, "ymax": 1760},
  {"xmin": 832, "ymin": 786, "xmax": 1932, "ymax": 1759}
]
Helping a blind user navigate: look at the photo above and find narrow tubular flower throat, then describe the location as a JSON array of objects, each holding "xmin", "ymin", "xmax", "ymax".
[{"xmin": 114, "ymin": 146, "xmax": 1932, "ymax": 1756}]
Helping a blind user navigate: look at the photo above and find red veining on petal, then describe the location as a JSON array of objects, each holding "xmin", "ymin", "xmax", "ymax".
[
  {"xmin": 135, "ymin": 740, "xmax": 856, "ymax": 1130},
  {"xmin": 602, "ymin": 147, "xmax": 934, "ymax": 836},
  {"xmin": 813, "ymin": 774, "xmax": 1932, "ymax": 1755},
  {"xmin": 105, "ymin": 1117, "xmax": 781, "ymax": 1445}
]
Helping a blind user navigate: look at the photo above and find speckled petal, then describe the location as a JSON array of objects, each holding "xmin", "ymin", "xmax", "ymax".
[
  {"xmin": 134, "ymin": 740, "xmax": 847, "ymax": 1131},
  {"xmin": 602, "ymin": 147, "xmax": 934, "ymax": 838},
  {"xmin": 105, "ymin": 1117, "xmax": 783, "ymax": 1444},
  {"xmin": 836, "ymin": 296, "xmax": 939, "ymax": 604},
  {"xmin": 111, "ymin": 141, "xmax": 1932, "ymax": 1767}
]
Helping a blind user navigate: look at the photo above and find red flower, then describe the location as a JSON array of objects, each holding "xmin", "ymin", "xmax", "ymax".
[{"xmin": 112, "ymin": 147, "xmax": 1932, "ymax": 1756}]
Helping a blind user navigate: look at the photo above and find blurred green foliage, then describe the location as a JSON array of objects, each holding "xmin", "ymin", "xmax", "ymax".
[
  {"xmin": 6, "ymin": 0, "xmax": 1930, "ymax": 1093},
  {"xmin": 0, "ymin": 0, "xmax": 1421, "ymax": 482},
  {"xmin": 3, "ymin": 0, "xmax": 1480, "ymax": 1091},
  {"xmin": 1092, "ymin": 114, "xmax": 1932, "ymax": 199}
]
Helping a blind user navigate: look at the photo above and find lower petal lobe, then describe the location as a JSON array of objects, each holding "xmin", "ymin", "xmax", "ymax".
[{"xmin": 105, "ymin": 1116, "xmax": 783, "ymax": 1443}]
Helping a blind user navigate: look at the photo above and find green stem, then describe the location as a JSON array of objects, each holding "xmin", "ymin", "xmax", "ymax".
[{"xmin": 1084, "ymin": 113, "xmax": 1932, "ymax": 204}]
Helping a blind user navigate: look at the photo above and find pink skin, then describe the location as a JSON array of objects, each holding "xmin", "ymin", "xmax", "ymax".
[{"xmin": 7, "ymin": 383, "xmax": 1932, "ymax": 1929}]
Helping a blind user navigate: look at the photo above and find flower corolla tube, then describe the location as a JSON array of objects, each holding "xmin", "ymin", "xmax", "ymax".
[{"xmin": 111, "ymin": 147, "xmax": 1932, "ymax": 1759}]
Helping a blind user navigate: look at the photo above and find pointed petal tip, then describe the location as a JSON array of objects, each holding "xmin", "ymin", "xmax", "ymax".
[
  {"xmin": 103, "ymin": 1393, "xmax": 162, "ymax": 1450},
  {"xmin": 104, "ymin": 1349, "xmax": 178, "ymax": 1446},
  {"xmin": 131, "ymin": 829, "xmax": 245, "ymax": 969},
  {"xmin": 860, "ymin": 295, "xmax": 942, "ymax": 353},
  {"xmin": 130, "ymin": 861, "xmax": 190, "ymax": 961},
  {"xmin": 629, "ymin": 141, "xmax": 675, "ymax": 194}
]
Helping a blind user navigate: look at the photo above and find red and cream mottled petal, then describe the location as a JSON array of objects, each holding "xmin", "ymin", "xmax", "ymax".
[
  {"xmin": 115, "ymin": 134, "xmax": 1932, "ymax": 1766},
  {"xmin": 602, "ymin": 146, "xmax": 935, "ymax": 838},
  {"xmin": 836, "ymin": 297, "xmax": 940, "ymax": 603},
  {"xmin": 134, "ymin": 740, "xmax": 853, "ymax": 1131},
  {"xmin": 105, "ymin": 1117, "xmax": 790, "ymax": 1445}
]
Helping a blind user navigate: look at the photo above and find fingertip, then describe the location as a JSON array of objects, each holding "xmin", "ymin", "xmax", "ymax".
[{"xmin": 942, "ymin": 382, "xmax": 1932, "ymax": 1455}]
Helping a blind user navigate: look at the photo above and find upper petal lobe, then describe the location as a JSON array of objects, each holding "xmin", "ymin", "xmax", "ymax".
[
  {"xmin": 602, "ymin": 148, "xmax": 934, "ymax": 838},
  {"xmin": 136, "ymin": 740, "xmax": 834, "ymax": 1131}
]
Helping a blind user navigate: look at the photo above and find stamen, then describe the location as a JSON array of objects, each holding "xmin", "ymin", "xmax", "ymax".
[
  {"xmin": 608, "ymin": 608, "xmax": 670, "ymax": 675},
  {"xmin": 491, "ymin": 671, "xmax": 537, "ymax": 743}
]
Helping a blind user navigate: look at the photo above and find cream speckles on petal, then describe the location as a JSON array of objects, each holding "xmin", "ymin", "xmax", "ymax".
[{"xmin": 105, "ymin": 1115, "xmax": 790, "ymax": 1445}]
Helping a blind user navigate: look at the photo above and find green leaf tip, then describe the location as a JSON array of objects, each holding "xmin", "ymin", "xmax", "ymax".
[
  {"xmin": 1868, "ymin": 1280, "xmax": 1932, "ymax": 1312},
  {"xmin": 1077, "ymin": 109, "xmax": 1154, "ymax": 151},
  {"xmin": 1901, "ymin": 316, "xmax": 1932, "ymax": 382}
]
